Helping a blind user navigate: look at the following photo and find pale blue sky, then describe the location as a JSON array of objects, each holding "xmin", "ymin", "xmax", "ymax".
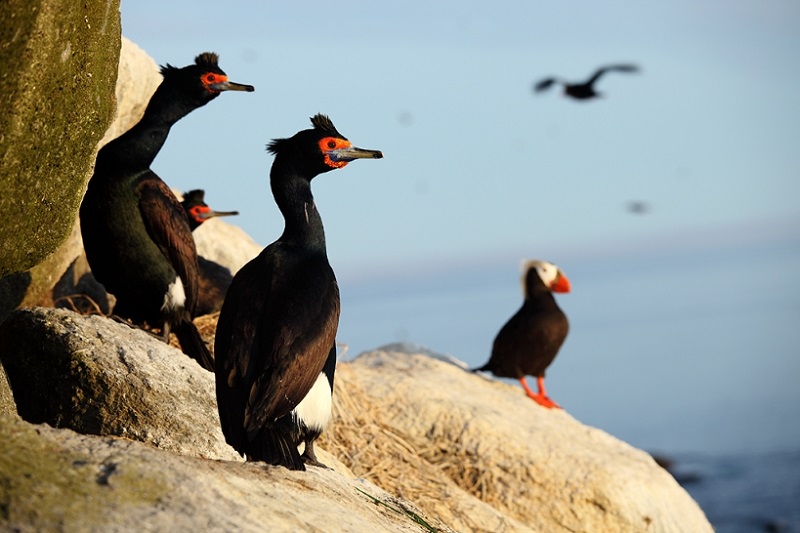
[
  {"xmin": 119, "ymin": 1, "xmax": 800, "ymax": 455},
  {"xmin": 121, "ymin": 1, "xmax": 800, "ymax": 277}
]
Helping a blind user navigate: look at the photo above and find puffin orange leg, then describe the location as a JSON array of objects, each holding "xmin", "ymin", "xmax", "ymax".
[
  {"xmin": 536, "ymin": 376, "xmax": 561, "ymax": 409},
  {"xmin": 519, "ymin": 377, "xmax": 561, "ymax": 409}
]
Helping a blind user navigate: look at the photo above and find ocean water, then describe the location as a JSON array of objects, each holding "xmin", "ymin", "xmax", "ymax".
[
  {"xmin": 673, "ymin": 450, "xmax": 800, "ymax": 533},
  {"xmin": 336, "ymin": 226, "xmax": 800, "ymax": 531}
]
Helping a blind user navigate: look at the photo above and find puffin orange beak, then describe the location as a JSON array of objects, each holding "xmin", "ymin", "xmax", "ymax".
[{"xmin": 551, "ymin": 271, "xmax": 571, "ymax": 293}]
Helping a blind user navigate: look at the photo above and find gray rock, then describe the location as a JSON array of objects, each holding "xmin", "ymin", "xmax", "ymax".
[
  {"xmin": 0, "ymin": 1, "xmax": 121, "ymax": 280},
  {"xmin": 1, "ymin": 35, "xmax": 159, "ymax": 320},
  {"xmin": 333, "ymin": 347, "xmax": 714, "ymax": 532},
  {"xmin": 0, "ymin": 414, "xmax": 439, "ymax": 533},
  {"xmin": 0, "ymin": 307, "xmax": 712, "ymax": 532},
  {"xmin": 0, "ymin": 307, "xmax": 237, "ymax": 461},
  {"xmin": 192, "ymin": 218, "xmax": 263, "ymax": 275}
]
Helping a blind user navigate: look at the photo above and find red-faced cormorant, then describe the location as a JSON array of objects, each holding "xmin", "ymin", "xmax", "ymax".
[
  {"xmin": 180, "ymin": 189, "xmax": 240, "ymax": 316},
  {"xmin": 534, "ymin": 64, "xmax": 639, "ymax": 100},
  {"xmin": 80, "ymin": 53, "xmax": 254, "ymax": 372},
  {"xmin": 215, "ymin": 114, "xmax": 383, "ymax": 470},
  {"xmin": 181, "ymin": 189, "xmax": 239, "ymax": 231},
  {"xmin": 474, "ymin": 260, "xmax": 570, "ymax": 409}
]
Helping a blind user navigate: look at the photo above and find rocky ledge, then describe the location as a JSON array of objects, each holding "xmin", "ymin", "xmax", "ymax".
[{"xmin": 0, "ymin": 307, "xmax": 711, "ymax": 532}]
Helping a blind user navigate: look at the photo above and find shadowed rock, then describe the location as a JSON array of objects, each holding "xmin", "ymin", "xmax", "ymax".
[{"xmin": 0, "ymin": 307, "xmax": 235, "ymax": 460}]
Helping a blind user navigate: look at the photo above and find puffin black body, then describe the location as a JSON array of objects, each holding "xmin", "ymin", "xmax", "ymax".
[
  {"xmin": 80, "ymin": 53, "xmax": 254, "ymax": 372},
  {"xmin": 534, "ymin": 64, "xmax": 639, "ymax": 100},
  {"xmin": 474, "ymin": 260, "xmax": 570, "ymax": 409},
  {"xmin": 181, "ymin": 189, "xmax": 239, "ymax": 231},
  {"xmin": 215, "ymin": 114, "xmax": 382, "ymax": 470}
]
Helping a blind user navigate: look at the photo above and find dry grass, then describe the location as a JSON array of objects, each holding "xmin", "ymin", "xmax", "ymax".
[
  {"xmin": 319, "ymin": 362, "xmax": 451, "ymax": 505},
  {"xmin": 318, "ymin": 357, "xmax": 519, "ymax": 532}
]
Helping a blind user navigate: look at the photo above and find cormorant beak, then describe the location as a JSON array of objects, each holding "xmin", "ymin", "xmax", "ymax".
[
  {"xmin": 199, "ymin": 209, "xmax": 240, "ymax": 221},
  {"xmin": 550, "ymin": 271, "xmax": 571, "ymax": 293},
  {"xmin": 208, "ymin": 80, "xmax": 255, "ymax": 93},
  {"xmin": 327, "ymin": 146, "xmax": 384, "ymax": 163}
]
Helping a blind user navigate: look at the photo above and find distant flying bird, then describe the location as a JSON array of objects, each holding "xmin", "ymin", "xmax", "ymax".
[
  {"xmin": 626, "ymin": 200, "xmax": 650, "ymax": 215},
  {"xmin": 473, "ymin": 260, "xmax": 570, "ymax": 409},
  {"xmin": 534, "ymin": 64, "xmax": 639, "ymax": 100},
  {"xmin": 80, "ymin": 52, "xmax": 254, "ymax": 372},
  {"xmin": 181, "ymin": 189, "xmax": 239, "ymax": 231},
  {"xmin": 215, "ymin": 114, "xmax": 383, "ymax": 470}
]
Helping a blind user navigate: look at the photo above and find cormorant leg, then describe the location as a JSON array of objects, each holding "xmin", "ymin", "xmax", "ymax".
[
  {"xmin": 160, "ymin": 320, "xmax": 171, "ymax": 343},
  {"xmin": 301, "ymin": 440, "xmax": 329, "ymax": 469}
]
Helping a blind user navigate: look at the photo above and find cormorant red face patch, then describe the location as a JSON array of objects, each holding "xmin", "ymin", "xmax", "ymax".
[
  {"xmin": 201, "ymin": 72, "xmax": 229, "ymax": 93},
  {"xmin": 188, "ymin": 204, "xmax": 211, "ymax": 223},
  {"xmin": 318, "ymin": 137, "xmax": 353, "ymax": 169}
]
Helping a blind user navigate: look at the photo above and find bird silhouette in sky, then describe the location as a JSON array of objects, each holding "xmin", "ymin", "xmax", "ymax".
[{"xmin": 534, "ymin": 64, "xmax": 639, "ymax": 100}]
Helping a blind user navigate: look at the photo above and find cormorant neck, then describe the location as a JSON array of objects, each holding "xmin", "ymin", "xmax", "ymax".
[
  {"xmin": 95, "ymin": 81, "xmax": 208, "ymax": 174},
  {"xmin": 270, "ymin": 158, "xmax": 327, "ymax": 252}
]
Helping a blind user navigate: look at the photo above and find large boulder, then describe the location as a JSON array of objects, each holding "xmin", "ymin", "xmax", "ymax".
[
  {"xmin": 323, "ymin": 345, "xmax": 713, "ymax": 533},
  {"xmin": 0, "ymin": 414, "xmax": 440, "ymax": 532},
  {"xmin": 0, "ymin": 307, "xmax": 712, "ymax": 532},
  {"xmin": 0, "ymin": 37, "xmax": 162, "ymax": 321},
  {"xmin": 193, "ymin": 219, "xmax": 263, "ymax": 275},
  {"xmin": 0, "ymin": 307, "xmax": 236, "ymax": 461},
  {"xmin": 0, "ymin": 1, "xmax": 121, "ymax": 281}
]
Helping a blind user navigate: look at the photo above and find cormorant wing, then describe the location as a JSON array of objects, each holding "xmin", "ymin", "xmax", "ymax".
[
  {"xmin": 137, "ymin": 173, "xmax": 200, "ymax": 312},
  {"xmin": 215, "ymin": 247, "xmax": 340, "ymax": 443}
]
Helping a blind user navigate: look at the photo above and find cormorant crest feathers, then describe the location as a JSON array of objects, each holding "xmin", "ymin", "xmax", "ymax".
[
  {"xmin": 160, "ymin": 52, "xmax": 220, "ymax": 76},
  {"xmin": 266, "ymin": 114, "xmax": 345, "ymax": 155},
  {"xmin": 310, "ymin": 114, "xmax": 343, "ymax": 138},
  {"xmin": 194, "ymin": 52, "xmax": 220, "ymax": 70}
]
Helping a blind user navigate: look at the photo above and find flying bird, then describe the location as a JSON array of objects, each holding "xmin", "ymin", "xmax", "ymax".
[
  {"xmin": 474, "ymin": 260, "xmax": 570, "ymax": 408},
  {"xmin": 534, "ymin": 64, "xmax": 639, "ymax": 100},
  {"xmin": 80, "ymin": 53, "xmax": 254, "ymax": 372},
  {"xmin": 215, "ymin": 114, "xmax": 383, "ymax": 470},
  {"xmin": 626, "ymin": 200, "xmax": 650, "ymax": 215}
]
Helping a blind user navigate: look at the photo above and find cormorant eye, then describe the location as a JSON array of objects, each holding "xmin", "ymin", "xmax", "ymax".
[{"xmin": 327, "ymin": 140, "xmax": 336, "ymax": 149}]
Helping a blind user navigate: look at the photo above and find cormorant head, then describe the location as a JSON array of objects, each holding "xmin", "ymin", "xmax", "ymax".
[
  {"xmin": 159, "ymin": 52, "xmax": 254, "ymax": 108},
  {"xmin": 266, "ymin": 114, "xmax": 383, "ymax": 179}
]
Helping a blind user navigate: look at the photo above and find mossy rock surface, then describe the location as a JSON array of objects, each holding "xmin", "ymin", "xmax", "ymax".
[
  {"xmin": 0, "ymin": 0, "xmax": 121, "ymax": 280},
  {"xmin": 0, "ymin": 416, "xmax": 168, "ymax": 531}
]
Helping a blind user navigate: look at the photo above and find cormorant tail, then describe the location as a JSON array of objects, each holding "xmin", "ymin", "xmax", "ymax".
[{"xmin": 173, "ymin": 317, "xmax": 214, "ymax": 371}]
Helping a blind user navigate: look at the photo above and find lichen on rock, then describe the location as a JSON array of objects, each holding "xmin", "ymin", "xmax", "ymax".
[{"xmin": 0, "ymin": 0, "xmax": 121, "ymax": 290}]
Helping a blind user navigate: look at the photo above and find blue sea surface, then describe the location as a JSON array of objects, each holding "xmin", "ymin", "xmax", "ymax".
[
  {"xmin": 337, "ymin": 225, "xmax": 800, "ymax": 531},
  {"xmin": 674, "ymin": 450, "xmax": 800, "ymax": 533}
]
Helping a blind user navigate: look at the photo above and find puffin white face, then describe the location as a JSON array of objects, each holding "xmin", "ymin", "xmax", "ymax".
[{"xmin": 520, "ymin": 259, "xmax": 571, "ymax": 293}]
